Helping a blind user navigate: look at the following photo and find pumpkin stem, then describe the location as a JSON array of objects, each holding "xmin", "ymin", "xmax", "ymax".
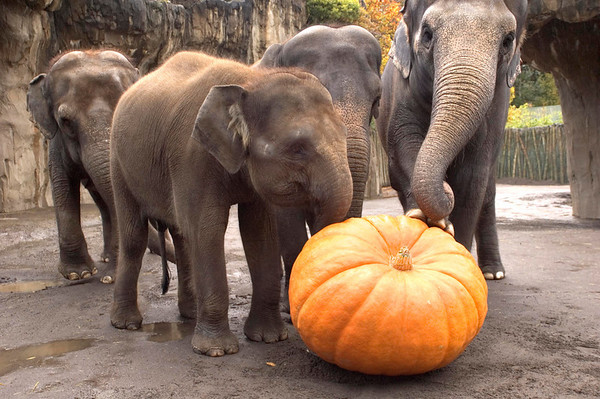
[{"xmin": 390, "ymin": 247, "xmax": 413, "ymax": 271}]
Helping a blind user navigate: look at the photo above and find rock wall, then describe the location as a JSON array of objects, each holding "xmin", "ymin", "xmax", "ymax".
[
  {"xmin": 0, "ymin": 0, "xmax": 305, "ymax": 212},
  {"xmin": 523, "ymin": 0, "xmax": 600, "ymax": 219}
]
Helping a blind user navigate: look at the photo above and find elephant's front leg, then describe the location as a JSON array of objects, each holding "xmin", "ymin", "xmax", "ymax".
[
  {"xmin": 276, "ymin": 208, "xmax": 309, "ymax": 314},
  {"xmin": 475, "ymin": 175, "xmax": 505, "ymax": 280},
  {"xmin": 86, "ymin": 185, "xmax": 117, "ymax": 283},
  {"xmin": 386, "ymin": 120, "xmax": 426, "ymax": 212},
  {"xmin": 189, "ymin": 207, "xmax": 238, "ymax": 357},
  {"xmin": 50, "ymin": 157, "xmax": 96, "ymax": 280},
  {"xmin": 239, "ymin": 201, "xmax": 288, "ymax": 343}
]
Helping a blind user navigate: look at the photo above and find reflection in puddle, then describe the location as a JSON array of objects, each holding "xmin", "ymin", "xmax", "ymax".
[
  {"xmin": 0, "ymin": 338, "xmax": 95, "ymax": 376},
  {"xmin": 141, "ymin": 322, "xmax": 194, "ymax": 343},
  {"xmin": 0, "ymin": 280, "xmax": 66, "ymax": 293}
]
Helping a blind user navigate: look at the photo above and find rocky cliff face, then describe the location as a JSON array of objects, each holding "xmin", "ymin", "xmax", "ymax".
[
  {"xmin": 523, "ymin": 0, "xmax": 600, "ymax": 219},
  {"xmin": 0, "ymin": 0, "xmax": 305, "ymax": 212}
]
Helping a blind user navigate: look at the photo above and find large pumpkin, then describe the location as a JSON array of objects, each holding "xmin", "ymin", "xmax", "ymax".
[{"xmin": 289, "ymin": 215, "xmax": 488, "ymax": 376}]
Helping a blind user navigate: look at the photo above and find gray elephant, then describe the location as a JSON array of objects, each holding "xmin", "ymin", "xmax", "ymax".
[
  {"xmin": 27, "ymin": 50, "xmax": 140, "ymax": 283},
  {"xmin": 109, "ymin": 51, "xmax": 353, "ymax": 356},
  {"xmin": 376, "ymin": 0, "xmax": 527, "ymax": 280},
  {"xmin": 255, "ymin": 25, "xmax": 382, "ymax": 310},
  {"xmin": 27, "ymin": 50, "xmax": 175, "ymax": 285}
]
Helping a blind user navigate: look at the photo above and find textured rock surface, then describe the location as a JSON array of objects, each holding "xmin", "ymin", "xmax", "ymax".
[
  {"xmin": 523, "ymin": 0, "xmax": 600, "ymax": 219},
  {"xmin": 0, "ymin": 0, "xmax": 305, "ymax": 212}
]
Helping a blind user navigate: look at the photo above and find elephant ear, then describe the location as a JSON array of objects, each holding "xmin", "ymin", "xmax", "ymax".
[
  {"xmin": 254, "ymin": 43, "xmax": 283, "ymax": 68},
  {"xmin": 506, "ymin": 49, "xmax": 521, "ymax": 88},
  {"xmin": 191, "ymin": 85, "xmax": 249, "ymax": 174},
  {"xmin": 389, "ymin": 18, "xmax": 412, "ymax": 79},
  {"xmin": 27, "ymin": 74, "xmax": 58, "ymax": 139}
]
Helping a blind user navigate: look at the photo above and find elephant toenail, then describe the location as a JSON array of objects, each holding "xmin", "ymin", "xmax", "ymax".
[
  {"xmin": 100, "ymin": 275, "xmax": 114, "ymax": 284},
  {"xmin": 92, "ymin": 267, "xmax": 98, "ymax": 275},
  {"xmin": 406, "ymin": 209, "xmax": 427, "ymax": 222},
  {"xmin": 68, "ymin": 272, "xmax": 80, "ymax": 280},
  {"xmin": 496, "ymin": 271, "xmax": 505, "ymax": 279},
  {"xmin": 483, "ymin": 272, "xmax": 494, "ymax": 280},
  {"xmin": 81, "ymin": 271, "xmax": 92, "ymax": 279}
]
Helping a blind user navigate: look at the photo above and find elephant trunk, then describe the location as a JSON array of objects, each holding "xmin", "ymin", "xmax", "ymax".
[
  {"xmin": 80, "ymin": 124, "xmax": 113, "ymax": 199},
  {"xmin": 310, "ymin": 152, "xmax": 353, "ymax": 233},
  {"xmin": 345, "ymin": 126, "xmax": 370, "ymax": 218},
  {"xmin": 412, "ymin": 49, "xmax": 497, "ymax": 221},
  {"xmin": 332, "ymin": 99, "xmax": 372, "ymax": 219}
]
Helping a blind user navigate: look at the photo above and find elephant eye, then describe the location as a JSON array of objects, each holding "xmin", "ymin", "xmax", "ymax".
[
  {"xmin": 288, "ymin": 143, "xmax": 307, "ymax": 158},
  {"xmin": 502, "ymin": 33, "xmax": 515, "ymax": 55},
  {"xmin": 421, "ymin": 26, "xmax": 433, "ymax": 50}
]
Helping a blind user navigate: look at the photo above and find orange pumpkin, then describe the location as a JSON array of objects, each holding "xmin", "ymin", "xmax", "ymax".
[{"xmin": 289, "ymin": 215, "xmax": 488, "ymax": 376}]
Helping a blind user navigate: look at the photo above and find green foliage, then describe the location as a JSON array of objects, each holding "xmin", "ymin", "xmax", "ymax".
[
  {"xmin": 506, "ymin": 103, "xmax": 563, "ymax": 128},
  {"xmin": 306, "ymin": 0, "xmax": 361, "ymax": 25},
  {"xmin": 512, "ymin": 65, "xmax": 560, "ymax": 107}
]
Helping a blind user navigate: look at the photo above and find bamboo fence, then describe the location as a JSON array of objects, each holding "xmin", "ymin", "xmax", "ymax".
[
  {"xmin": 497, "ymin": 124, "xmax": 568, "ymax": 184},
  {"xmin": 365, "ymin": 124, "xmax": 567, "ymax": 198}
]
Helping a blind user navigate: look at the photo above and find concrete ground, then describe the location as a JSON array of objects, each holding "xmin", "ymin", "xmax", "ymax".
[{"xmin": 0, "ymin": 184, "xmax": 598, "ymax": 398}]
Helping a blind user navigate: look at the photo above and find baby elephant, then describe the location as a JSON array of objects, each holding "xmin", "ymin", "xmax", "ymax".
[{"xmin": 109, "ymin": 51, "xmax": 353, "ymax": 356}]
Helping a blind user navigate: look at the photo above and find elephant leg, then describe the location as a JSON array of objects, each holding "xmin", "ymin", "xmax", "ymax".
[
  {"xmin": 188, "ymin": 206, "xmax": 238, "ymax": 357},
  {"xmin": 387, "ymin": 124, "xmax": 426, "ymax": 213},
  {"xmin": 240, "ymin": 201, "xmax": 287, "ymax": 343},
  {"xmin": 447, "ymin": 165, "xmax": 488, "ymax": 252},
  {"xmin": 49, "ymin": 155, "xmax": 96, "ymax": 280},
  {"xmin": 475, "ymin": 175, "xmax": 505, "ymax": 280},
  {"xmin": 110, "ymin": 168, "xmax": 148, "ymax": 329},
  {"xmin": 170, "ymin": 229, "xmax": 196, "ymax": 319},
  {"xmin": 85, "ymin": 186, "xmax": 118, "ymax": 282},
  {"xmin": 276, "ymin": 208, "xmax": 308, "ymax": 314}
]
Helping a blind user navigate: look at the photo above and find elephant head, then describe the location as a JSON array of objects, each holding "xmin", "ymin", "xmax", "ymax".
[
  {"xmin": 255, "ymin": 25, "xmax": 382, "ymax": 218},
  {"xmin": 28, "ymin": 50, "xmax": 139, "ymax": 184},
  {"xmin": 191, "ymin": 70, "xmax": 354, "ymax": 231},
  {"xmin": 390, "ymin": 0, "xmax": 527, "ymax": 222}
]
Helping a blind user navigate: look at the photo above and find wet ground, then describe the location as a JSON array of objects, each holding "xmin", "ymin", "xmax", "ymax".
[{"xmin": 0, "ymin": 184, "xmax": 599, "ymax": 398}]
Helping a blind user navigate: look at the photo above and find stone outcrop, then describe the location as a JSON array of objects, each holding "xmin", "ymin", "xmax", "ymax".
[
  {"xmin": 523, "ymin": 0, "xmax": 600, "ymax": 219},
  {"xmin": 0, "ymin": 0, "xmax": 305, "ymax": 212}
]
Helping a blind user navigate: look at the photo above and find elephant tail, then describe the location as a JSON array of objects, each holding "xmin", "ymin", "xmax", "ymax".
[{"xmin": 151, "ymin": 220, "xmax": 171, "ymax": 295}]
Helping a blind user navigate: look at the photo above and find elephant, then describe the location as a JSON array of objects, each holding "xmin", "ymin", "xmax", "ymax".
[
  {"xmin": 376, "ymin": 0, "xmax": 528, "ymax": 280},
  {"xmin": 254, "ymin": 25, "xmax": 382, "ymax": 311},
  {"xmin": 109, "ymin": 51, "xmax": 353, "ymax": 357},
  {"xmin": 27, "ymin": 49, "xmax": 174, "ymax": 285}
]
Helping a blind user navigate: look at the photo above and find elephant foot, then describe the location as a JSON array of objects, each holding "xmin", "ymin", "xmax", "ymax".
[
  {"xmin": 192, "ymin": 328, "xmax": 238, "ymax": 357},
  {"xmin": 59, "ymin": 261, "xmax": 98, "ymax": 281},
  {"xmin": 406, "ymin": 208, "xmax": 455, "ymax": 236},
  {"xmin": 111, "ymin": 303, "xmax": 143, "ymax": 330},
  {"xmin": 244, "ymin": 314, "xmax": 288, "ymax": 343},
  {"xmin": 481, "ymin": 264, "xmax": 506, "ymax": 280}
]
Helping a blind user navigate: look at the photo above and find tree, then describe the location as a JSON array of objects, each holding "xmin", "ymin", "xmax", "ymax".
[
  {"xmin": 512, "ymin": 65, "xmax": 560, "ymax": 107},
  {"xmin": 306, "ymin": 0, "xmax": 361, "ymax": 25},
  {"xmin": 358, "ymin": 0, "xmax": 403, "ymax": 71}
]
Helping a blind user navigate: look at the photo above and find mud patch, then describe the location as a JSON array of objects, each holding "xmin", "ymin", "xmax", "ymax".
[
  {"xmin": 0, "ymin": 339, "xmax": 96, "ymax": 377},
  {"xmin": 140, "ymin": 322, "xmax": 195, "ymax": 343}
]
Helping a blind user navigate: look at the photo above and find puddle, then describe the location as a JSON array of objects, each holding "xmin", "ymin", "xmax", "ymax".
[
  {"xmin": 140, "ymin": 322, "xmax": 195, "ymax": 343},
  {"xmin": 0, "ymin": 280, "xmax": 66, "ymax": 293},
  {"xmin": 0, "ymin": 338, "xmax": 96, "ymax": 376}
]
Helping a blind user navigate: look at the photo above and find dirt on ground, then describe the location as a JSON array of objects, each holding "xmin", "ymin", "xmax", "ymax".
[{"xmin": 0, "ymin": 184, "xmax": 599, "ymax": 398}]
